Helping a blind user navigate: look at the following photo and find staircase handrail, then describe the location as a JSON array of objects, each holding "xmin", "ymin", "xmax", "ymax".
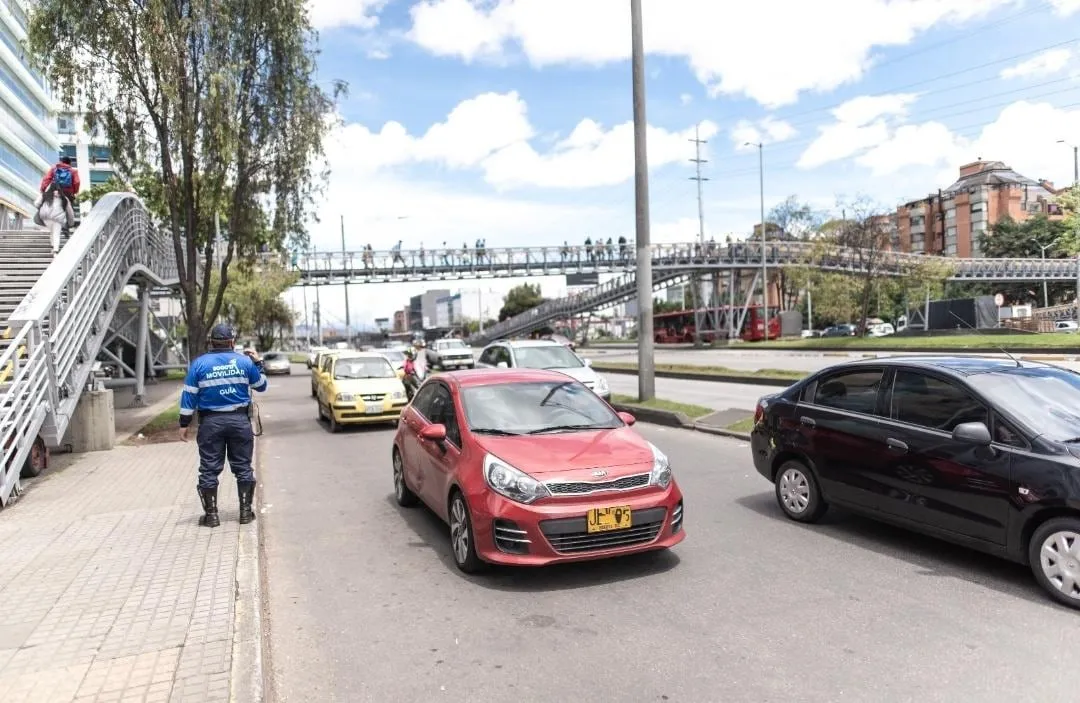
[{"xmin": 0, "ymin": 193, "xmax": 178, "ymax": 504}]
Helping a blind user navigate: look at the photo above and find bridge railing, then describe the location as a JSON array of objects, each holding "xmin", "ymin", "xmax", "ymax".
[
  {"xmin": 294, "ymin": 240, "xmax": 933, "ymax": 279},
  {"xmin": 0, "ymin": 194, "xmax": 179, "ymax": 505}
]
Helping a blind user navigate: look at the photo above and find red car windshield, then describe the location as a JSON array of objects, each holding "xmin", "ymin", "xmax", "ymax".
[{"xmin": 461, "ymin": 381, "xmax": 621, "ymax": 435}]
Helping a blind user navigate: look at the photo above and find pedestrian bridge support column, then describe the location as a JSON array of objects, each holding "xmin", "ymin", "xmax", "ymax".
[
  {"xmin": 133, "ymin": 284, "xmax": 150, "ymax": 406},
  {"xmin": 65, "ymin": 388, "xmax": 115, "ymax": 453}
]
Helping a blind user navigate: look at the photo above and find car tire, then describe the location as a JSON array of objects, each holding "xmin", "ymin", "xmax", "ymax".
[
  {"xmin": 774, "ymin": 459, "xmax": 828, "ymax": 523},
  {"xmin": 448, "ymin": 491, "xmax": 484, "ymax": 573},
  {"xmin": 1028, "ymin": 517, "xmax": 1080, "ymax": 610},
  {"xmin": 327, "ymin": 410, "xmax": 340, "ymax": 434},
  {"xmin": 310, "ymin": 384, "xmax": 316, "ymax": 398},
  {"xmin": 392, "ymin": 449, "xmax": 419, "ymax": 507}
]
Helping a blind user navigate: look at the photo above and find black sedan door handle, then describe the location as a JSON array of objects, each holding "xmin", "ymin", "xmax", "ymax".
[
  {"xmin": 799, "ymin": 416, "xmax": 816, "ymax": 428},
  {"xmin": 886, "ymin": 438, "xmax": 908, "ymax": 453}
]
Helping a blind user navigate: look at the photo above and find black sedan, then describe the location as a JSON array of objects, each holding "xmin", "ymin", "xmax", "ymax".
[{"xmin": 750, "ymin": 355, "xmax": 1080, "ymax": 609}]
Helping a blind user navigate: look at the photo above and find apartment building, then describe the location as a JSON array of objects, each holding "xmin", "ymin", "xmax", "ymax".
[
  {"xmin": 0, "ymin": 0, "xmax": 59, "ymax": 228},
  {"xmin": 897, "ymin": 160, "xmax": 1063, "ymax": 257}
]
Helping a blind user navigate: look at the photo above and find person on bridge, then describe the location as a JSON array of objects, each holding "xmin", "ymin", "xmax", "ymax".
[
  {"xmin": 178, "ymin": 324, "xmax": 267, "ymax": 528},
  {"xmin": 36, "ymin": 155, "xmax": 79, "ymax": 228}
]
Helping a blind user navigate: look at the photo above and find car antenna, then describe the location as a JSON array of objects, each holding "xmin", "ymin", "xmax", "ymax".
[{"xmin": 946, "ymin": 310, "xmax": 1021, "ymax": 367}]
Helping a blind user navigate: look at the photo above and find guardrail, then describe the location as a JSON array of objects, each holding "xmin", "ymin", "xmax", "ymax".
[{"xmin": 0, "ymin": 193, "xmax": 179, "ymax": 505}]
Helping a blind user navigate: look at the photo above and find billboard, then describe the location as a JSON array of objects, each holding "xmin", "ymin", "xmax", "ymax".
[{"xmin": 374, "ymin": 317, "xmax": 390, "ymax": 331}]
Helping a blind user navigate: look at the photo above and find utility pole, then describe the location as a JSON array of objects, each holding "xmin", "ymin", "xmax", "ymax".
[
  {"xmin": 340, "ymin": 215, "xmax": 350, "ymax": 347},
  {"xmin": 689, "ymin": 124, "xmax": 709, "ymax": 346},
  {"xmin": 302, "ymin": 284, "xmax": 309, "ymax": 347},
  {"xmin": 1059, "ymin": 140, "xmax": 1080, "ymax": 320},
  {"xmin": 631, "ymin": 0, "xmax": 654, "ymax": 401}
]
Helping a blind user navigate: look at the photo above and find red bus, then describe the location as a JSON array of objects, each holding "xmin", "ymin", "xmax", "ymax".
[{"xmin": 653, "ymin": 306, "xmax": 780, "ymax": 343}]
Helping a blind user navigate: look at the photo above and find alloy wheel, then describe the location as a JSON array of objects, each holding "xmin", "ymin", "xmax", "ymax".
[
  {"xmin": 1039, "ymin": 530, "xmax": 1080, "ymax": 602},
  {"xmin": 393, "ymin": 453, "xmax": 404, "ymax": 500},
  {"xmin": 778, "ymin": 468, "xmax": 810, "ymax": 514},
  {"xmin": 450, "ymin": 498, "xmax": 469, "ymax": 565}
]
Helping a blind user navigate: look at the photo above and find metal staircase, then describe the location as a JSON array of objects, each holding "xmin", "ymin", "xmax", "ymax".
[
  {"xmin": 0, "ymin": 194, "xmax": 178, "ymax": 505},
  {"xmin": 0, "ymin": 232, "xmax": 53, "ymax": 383},
  {"xmin": 472, "ymin": 270, "xmax": 689, "ymax": 345}
]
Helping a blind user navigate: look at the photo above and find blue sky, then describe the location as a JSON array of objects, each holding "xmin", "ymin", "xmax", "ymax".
[{"xmin": 295, "ymin": 0, "xmax": 1080, "ymax": 331}]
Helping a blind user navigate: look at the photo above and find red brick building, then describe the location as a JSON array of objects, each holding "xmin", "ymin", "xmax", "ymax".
[{"xmin": 896, "ymin": 160, "xmax": 1065, "ymax": 257}]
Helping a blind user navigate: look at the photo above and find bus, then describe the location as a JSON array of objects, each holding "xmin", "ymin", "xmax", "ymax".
[{"xmin": 653, "ymin": 305, "xmax": 780, "ymax": 343}]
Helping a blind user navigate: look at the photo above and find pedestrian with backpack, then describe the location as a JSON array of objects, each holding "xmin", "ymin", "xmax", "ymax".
[{"xmin": 36, "ymin": 155, "xmax": 79, "ymax": 229}]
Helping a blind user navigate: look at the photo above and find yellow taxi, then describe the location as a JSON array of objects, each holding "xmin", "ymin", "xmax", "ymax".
[{"xmin": 315, "ymin": 352, "xmax": 408, "ymax": 432}]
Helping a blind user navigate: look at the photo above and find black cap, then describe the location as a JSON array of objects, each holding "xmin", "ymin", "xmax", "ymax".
[{"xmin": 209, "ymin": 323, "xmax": 235, "ymax": 341}]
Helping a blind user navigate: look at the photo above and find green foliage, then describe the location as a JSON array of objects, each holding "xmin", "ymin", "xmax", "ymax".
[
  {"xmin": 27, "ymin": 0, "xmax": 341, "ymax": 358},
  {"xmin": 217, "ymin": 260, "xmax": 298, "ymax": 351},
  {"xmin": 653, "ymin": 299, "xmax": 683, "ymax": 313},
  {"xmin": 978, "ymin": 215, "xmax": 1072, "ymax": 305},
  {"xmin": 499, "ymin": 284, "xmax": 545, "ymax": 321}
]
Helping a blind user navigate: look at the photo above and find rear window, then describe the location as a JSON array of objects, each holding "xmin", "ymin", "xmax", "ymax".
[
  {"xmin": 812, "ymin": 369, "xmax": 883, "ymax": 415},
  {"xmin": 263, "ymin": 352, "xmax": 283, "ymax": 360}
]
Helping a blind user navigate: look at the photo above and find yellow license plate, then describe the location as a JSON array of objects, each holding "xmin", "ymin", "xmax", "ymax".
[{"xmin": 586, "ymin": 505, "xmax": 632, "ymax": 533}]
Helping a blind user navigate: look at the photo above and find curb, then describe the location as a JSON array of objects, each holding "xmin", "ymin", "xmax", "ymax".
[
  {"xmin": 230, "ymin": 438, "xmax": 264, "ymax": 703},
  {"xmin": 596, "ymin": 365, "xmax": 796, "ymax": 387},
  {"xmin": 611, "ymin": 402, "xmax": 752, "ymax": 441}
]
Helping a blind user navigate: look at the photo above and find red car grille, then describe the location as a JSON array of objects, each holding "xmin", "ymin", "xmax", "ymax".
[
  {"xmin": 545, "ymin": 473, "xmax": 650, "ymax": 495},
  {"xmin": 539, "ymin": 507, "xmax": 666, "ymax": 554}
]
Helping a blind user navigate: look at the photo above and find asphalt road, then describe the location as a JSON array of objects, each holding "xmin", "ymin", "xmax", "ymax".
[
  {"xmin": 602, "ymin": 372, "xmax": 779, "ymax": 412},
  {"xmin": 258, "ymin": 366, "xmax": 1076, "ymax": 703},
  {"xmin": 576, "ymin": 346, "xmax": 1080, "ymax": 374}
]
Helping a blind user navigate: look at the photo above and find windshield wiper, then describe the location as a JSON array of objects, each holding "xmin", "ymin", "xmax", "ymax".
[
  {"xmin": 470, "ymin": 427, "xmax": 522, "ymax": 436},
  {"xmin": 525, "ymin": 424, "xmax": 613, "ymax": 434}
]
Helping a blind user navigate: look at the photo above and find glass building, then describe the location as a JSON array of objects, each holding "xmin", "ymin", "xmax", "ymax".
[{"xmin": 0, "ymin": 0, "xmax": 58, "ymax": 228}]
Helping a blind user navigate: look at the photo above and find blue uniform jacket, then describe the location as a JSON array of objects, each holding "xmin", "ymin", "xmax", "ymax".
[{"xmin": 179, "ymin": 350, "xmax": 268, "ymax": 428}]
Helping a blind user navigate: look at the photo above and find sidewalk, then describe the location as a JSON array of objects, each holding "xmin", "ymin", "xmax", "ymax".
[{"xmin": 0, "ymin": 440, "xmax": 261, "ymax": 703}]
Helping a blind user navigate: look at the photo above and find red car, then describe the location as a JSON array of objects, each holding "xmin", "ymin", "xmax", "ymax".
[{"xmin": 391, "ymin": 368, "xmax": 685, "ymax": 572}]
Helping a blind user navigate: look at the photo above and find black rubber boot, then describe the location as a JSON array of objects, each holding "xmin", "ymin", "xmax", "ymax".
[
  {"xmin": 198, "ymin": 487, "xmax": 220, "ymax": 527},
  {"xmin": 238, "ymin": 481, "xmax": 256, "ymax": 524}
]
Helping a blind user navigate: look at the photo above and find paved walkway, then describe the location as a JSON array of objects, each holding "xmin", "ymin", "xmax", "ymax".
[{"xmin": 0, "ymin": 440, "xmax": 260, "ymax": 703}]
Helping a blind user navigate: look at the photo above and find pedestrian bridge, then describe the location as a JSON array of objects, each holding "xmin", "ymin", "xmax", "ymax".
[{"xmin": 294, "ymin": 241, "xmax": 1079, "ymax": 284}]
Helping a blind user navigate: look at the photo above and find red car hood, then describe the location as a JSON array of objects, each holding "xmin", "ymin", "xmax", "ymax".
[{"xmin": 475, "ymin": 427, "xmax": 653, "ymax": 476}]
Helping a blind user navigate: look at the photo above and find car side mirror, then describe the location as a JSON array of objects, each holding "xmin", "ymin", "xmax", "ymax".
[
  {"xmin": 496, "ymin": 361, "xmax": 508, "ymax": 369},
  {"xmin": 420, "ymin": 424, "xmax": 447, "ymax": 442},
  {"xmin": 617, "ymin": 411, "xmax": 636, "ymax": 426},
  {"xmin": 952, "ymin": 421, "xmax": 992, "ymax": 446},
  {"xmin": 582, "ymin": 358, "xmax": 592, "ymax": 367}
]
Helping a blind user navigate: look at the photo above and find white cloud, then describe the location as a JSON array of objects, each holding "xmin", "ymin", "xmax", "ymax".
[
  {"xmin": 680, "ymin": 93, "xmax": 693, "ymax": 106},
  {"xmin": 308, "ymin": 0, "xmax": 388, "ymax": 30},
  {"xmin": 1000, "ymin": 48, "xmax": 1073, "ymax": 79},
  {"xmin": 731, "ymin": 116, "xmax": 797, "ymax": 150},
  {"xmin": 830, "ymin": 100, "xmax": 1080, "ymax": 189},
  {"xmin": 1049, "ymin": 0, "xmax": 1080, "ymax": 15},
  {"xmin": 406, "ymin": 0, "xmax": 1021, "ymax": 107},
  {"xmin": 367, "ymin": 48, "xmax": 391, "ymax": 60},
  {"xmin": 335, "ymin": 89, "xmax": 716, "ymax": 190},
  {"xmin": 797, "ymin": 93, "xmax": 917, "ymax": 169}
]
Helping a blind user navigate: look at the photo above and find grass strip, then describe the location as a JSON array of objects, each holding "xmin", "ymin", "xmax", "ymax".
[
  {"xmin": 593, "ymin": 361, "xmax": 805, "ymax": 381},
  {"xmin": 611, "ymin": 394, "xmax": 713, "ymax": 420}
]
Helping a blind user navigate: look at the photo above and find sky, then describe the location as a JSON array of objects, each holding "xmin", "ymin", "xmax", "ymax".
[{"xmin": 294, "ymin": 0, "xmax": 1080, "ymax": 332}]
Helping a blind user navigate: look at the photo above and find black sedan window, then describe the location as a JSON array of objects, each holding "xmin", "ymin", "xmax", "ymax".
[
  {"xmin": 891, "ymin": 370, "xmax": 987, "ymax": 432},
  {"xmin": 812, "ymin": 369, "xmax": 882, "ymax": 415},
  {"xmin": 979, "ymin": 367, "xmax": 1080, "ymax": 442}
]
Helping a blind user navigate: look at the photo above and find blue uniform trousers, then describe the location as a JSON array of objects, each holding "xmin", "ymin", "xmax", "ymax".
[{"xmin": 196, "ymin": 410, "xmax": 255, "ymax": 489}]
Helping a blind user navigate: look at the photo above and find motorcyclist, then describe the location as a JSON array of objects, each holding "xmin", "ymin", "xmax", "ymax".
[{"xmin": 402, "ymin": 348, "xmax": 420, "ymax": 400}]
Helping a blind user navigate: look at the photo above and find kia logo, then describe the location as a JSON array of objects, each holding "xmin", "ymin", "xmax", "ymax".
[{"xmin": 592, "ymin": 470, "xmax": 607, "ymax": 478}]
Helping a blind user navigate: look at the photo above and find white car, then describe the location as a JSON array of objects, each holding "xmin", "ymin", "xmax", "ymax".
[
  {"xmin": 426, "ymin": 338, "xmax": 475, "ymax": 370},
  {"xmin": 306, "ymin": 346, "xmax": 328, "ymax": 368},
  {"xmin": 475, "ymin": 339, "xmax": 610, "ymax": 400}
]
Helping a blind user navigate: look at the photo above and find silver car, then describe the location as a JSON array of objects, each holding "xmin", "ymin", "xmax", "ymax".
[
  {"xmin": 261, "ymin": 351, "xmax": 291, "ymax": 375},
  {"xmin": 475, "ymin": 339, "xmax": 610, "ymax": 400}
]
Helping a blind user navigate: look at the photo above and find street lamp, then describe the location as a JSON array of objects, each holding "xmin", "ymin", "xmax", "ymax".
[
  {"xmin": 1032, "ymin": 237, "xmax": 1053, "ymax": 308},
  {"xmin": 1057, "ymin": 139, "xmax": 1079, "ymax": 185},
  {"xmin": 745, "ymin": 141, "xmax": 767, "ymax": 315},
  {"xmin": 630, "ymin": 0, "xmax": 654, "ymax": 401}
]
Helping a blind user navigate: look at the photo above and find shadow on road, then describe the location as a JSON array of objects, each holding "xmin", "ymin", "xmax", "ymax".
[
  {"xmin": 385, "ymin": 494, "xmax": 682, "ymax": 592},
  {"xmin": 736, "ymin": 492, "xmax": 1053, "ymax": 608}
]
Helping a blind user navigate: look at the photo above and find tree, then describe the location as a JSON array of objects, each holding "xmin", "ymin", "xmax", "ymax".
[
  {"xmin": 219, "ymin": 260, "xmax": 298, "ymax": 351},
  {"xmin": 29, "ymin": 1, "xmax": 341, "ymax": 358},
  {"xmin": 825, "ymin": 197, "xmax": 895, "ymax": 329},
  {"xmin": 769, "ymin": 196, "xmax": 824, "ymax": 240},
  {"xmin": 499, "ymin": 284, "xmax": 545, "ymax": 320},
  {"xmin": 979, "ymin": 215, "xmax": 1072, "ymax": 305}
]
